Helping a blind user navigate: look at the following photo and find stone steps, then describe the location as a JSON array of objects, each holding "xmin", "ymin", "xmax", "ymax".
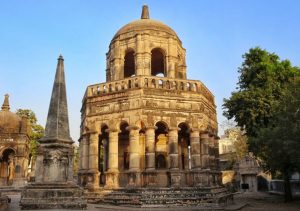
[{"xmin": 85, "ymin": 186, "xmax": 233, "ymax": 208}]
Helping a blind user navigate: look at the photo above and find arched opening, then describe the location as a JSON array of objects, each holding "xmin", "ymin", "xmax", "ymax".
[
  {"xmin": 155, "ymin": 121, "xmax": 168, "ymax": 170},
  {"xmin": 178, "ymin": 123, "xmax": 191, "ymax": 170},
  {"xmin": 119, "ymin": 122, "xmax": 129, "ymax": 171},
  {"xmin": 0, "ymin": 148, "xmax": 15, "ymax": 186},
  {"xmin": 124, "ymin": 50, "xmax": 135, "ymax": 78},
  {"xmin": 99, "ymin": 124, "xmax": 108, "ymax": 185},
  {"xmin": 151, "ymin": 48, "xmax": 165, "ymax": 76}
]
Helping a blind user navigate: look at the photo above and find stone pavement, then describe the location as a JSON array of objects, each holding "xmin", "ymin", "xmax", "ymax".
[
  {"xmin": 236, "ymin": 191, "xmax": 300, "ymax": 211},
  {"xmin": 6, "ymin": 192, "xmax": 300, "ymax": 211}
]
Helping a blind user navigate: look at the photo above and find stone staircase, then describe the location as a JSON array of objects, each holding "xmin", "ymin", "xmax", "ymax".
[{"xmin": 85, "ymin": 186, "xmax": 233, "ymax": 208}]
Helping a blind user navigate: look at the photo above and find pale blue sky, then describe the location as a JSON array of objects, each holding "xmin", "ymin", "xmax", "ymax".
[{"xmin": 1, "ymin": 0, "xmax": 300, "ymax": 142}]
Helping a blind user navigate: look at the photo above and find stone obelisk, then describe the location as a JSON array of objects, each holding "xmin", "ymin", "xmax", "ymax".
[{"xmin": 20, "ymin": 55, "xmax": 87, "ymax": 209}]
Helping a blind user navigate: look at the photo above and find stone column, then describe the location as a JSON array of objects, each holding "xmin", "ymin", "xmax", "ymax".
[
  {"xmin": 105, "ymin": 129, "xmax": 119, "ymax": 188},
  {"xmin": 167, "ymin": 37, "xmax": 176, "ymax": 78},
  {"xmin": 200, "ymin": 132, "xmax": 210, "ymax": 169},
  {"xmin": 168, "ymin": 127, "xmax": 181, "ymax": 187},
  {"xmin": 135, "ymin": 34, "xmax": 143, "ymax": 76},
  {"xmin": 82, "ymin": 135, "xmax": 89, "ymax": 170},
  {"xmin": 87, "ymin": 131, "xmax": 100, "ymax": 189},
  {"xmin": 168, "ymin": 127, "xmax": 179, "ymax": 170},
  {"xmin": 127, "ymin": 126, "xmax": 140, "ymax": 171},
  {"xmin": 145, "ymin": 126, "xmax": 156, "ymax": 171},
  {"xmin": 143, "ymin": 33, "xmax": 151, "ymax": 75},
  {"xmin": 214, "ymin": 137, "xmax": 220, "ymax": 171},
  {"xmin": 127, "ymin": 126, "xmax": 141, "ymax": 187},
  {"xmin": 209, "ymin": 135, "xmax": 216, "ymax": 170},
  {"xmin": 78, "ymin": 138, "xmax": 83, "ymax": 171},
  {"xmin": 190, "ymin": 128, "xmax": 201, "ymax": 170}
]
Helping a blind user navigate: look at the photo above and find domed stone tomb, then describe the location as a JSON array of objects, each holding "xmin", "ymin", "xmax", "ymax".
[
  {"xmin": 0, "ymin": 94, "xmax": 30, "ymax": 187},
  {"xmin": 79, "ymin": 5, "xmax": 232, "ymax": 207}
]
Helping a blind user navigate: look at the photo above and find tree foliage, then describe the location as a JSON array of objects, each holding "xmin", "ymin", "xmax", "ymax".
[
  {"xmin": 223, "ymin": 47, "xmax": 299, "ymax": 137},
  {"xmin": 223, "ymin": 47, "xmax": 300, "ymax": 201},
  {"xmin": 16, "ymin": 109, "xmax": 44, "ymax": 158}
]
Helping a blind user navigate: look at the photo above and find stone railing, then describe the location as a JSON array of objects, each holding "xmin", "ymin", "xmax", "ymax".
[{"xmin": 84, "ymin": 76, "xmax": 214, "ymax": 103}]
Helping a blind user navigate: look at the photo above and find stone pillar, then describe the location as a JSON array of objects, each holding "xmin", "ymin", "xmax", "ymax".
[
  {"xmin": 168, "ymin": 127, "xmax": 179, "ymax": 170},
  {"xmin": 215, "ymin": 136, "xmax": 220, "ymax": 171},
  {"xmin": 82, "ymin": 135, "xmax": 89, "ymax": 170},
  {"xmin": 209, "ymin": 135, "xmax": 216, "ymax": 170},
  {"xmin": 167, "ymin": 37, "xmax": 176, "ymax": 78},
  {"xmin": 143, "ymin": 33, "xmax": 151, "ymax": 75},
  {"xmin": 145, "ymin": 126, "xmax": 156, "ymax": 171},
  {"xmin": 127, "ymin": 126, "xmax": 140, "ymax": 171},
  {"xmin": 136, "ymin": 34, "xmax": 143, "ymax": 76},
  {"xmin": 78, "ymin": 138, "xmax": 83, "ymax": 171},
  {"xmin": 87, "ymin": 132, "xmax": 100, "ymax": 189},
  {"xmin": 190, "ymin": 128, "xmax": 201, "ymax": 170},
  {"xmin": 127, "ymin": 126, "xmax": 141, "ymax": 187},
  {"xmin": 168, "ymin": 127, "xmax": 181, "ymax": 187},
  {"xmin": 200, "ymin": 132, "xmax": 210, "ymax": 169},
  {"xmin": 105, "ymin": 129, "xmax": 119, "ymax": 188}
]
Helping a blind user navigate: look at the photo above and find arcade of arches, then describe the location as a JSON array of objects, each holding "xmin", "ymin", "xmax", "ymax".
[
  {"xmin": 79, "ymin": 6, "xmax": 220, "ymax": 189},
  {"xmin": 79, "ymin": 120, "xmax": 219, "ymax": 188}
]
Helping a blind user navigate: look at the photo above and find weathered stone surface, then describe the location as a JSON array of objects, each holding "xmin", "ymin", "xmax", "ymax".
[
  {"xmin": 0, "ymin": 192, "xmax": 9, "ymax": 211},
  {"xmin": 20, "ymin": 183, "xmax": 86, "ymax": 209},
  {"xmin": 0, "ymin": 94, "xmax": 30, "ymax": 188},
  {"xmin": 78, "ymin": 5, "xmax": 232, "ymax": 209},
  {"xmin": 20, "ymin": 55, "xmax": 87, "ymax": 209}
]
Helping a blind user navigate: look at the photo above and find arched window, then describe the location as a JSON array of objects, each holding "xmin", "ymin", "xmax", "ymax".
[
  {"xmin": 155, "ymin": 121, "xmax": 168, "ymax": 170},
  {"xmin": 156, "ymin": 154, "xmax": 166, "ymax": 169},
  {"xmin": 124, "ymin": 50, "xmax": 135, "ymax": 78},
  {"xmin": 151, "ymin": 48, "xmax": 165, "ymax": 76}
]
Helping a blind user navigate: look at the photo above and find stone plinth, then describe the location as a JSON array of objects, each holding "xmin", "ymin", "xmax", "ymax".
[
  {"xmin": 20, "ymin": 183, "xmax": 86, "ymax": 209},
  {"xmin": 0, "ymin": 192, "xmax": 9, "ymax": 211}
]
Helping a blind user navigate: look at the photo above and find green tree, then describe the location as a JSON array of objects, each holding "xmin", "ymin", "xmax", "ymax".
[
  {"xmin": 223, "ymin": 47, "xmax": 300, "ymax": 201},
  {"xmin": 16, "ymin": 109, "xmax": 44, "ymax": 159},
  {"xmin": 252, "ymin": 78, "xmax": 300, "ymax": 201},
  {"xmin": 223, "ymin": 47, "xmax": 299, "ymax": 137}
]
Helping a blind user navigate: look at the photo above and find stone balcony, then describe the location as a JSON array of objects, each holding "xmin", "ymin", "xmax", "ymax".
[{"xmin": 83, "ymin": 76, "xmax": 214, "ymax": 104}]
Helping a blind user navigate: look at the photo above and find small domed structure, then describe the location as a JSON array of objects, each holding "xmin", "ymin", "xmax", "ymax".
[
  {"xmin": 0, "ymin": 94, "xmax": 22, "ymax": 133},
  {"xmin": 0, "ymin": 94, "xmax": 30, "ymax": 187}
]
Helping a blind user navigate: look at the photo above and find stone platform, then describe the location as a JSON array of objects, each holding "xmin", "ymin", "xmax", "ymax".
[
  {"xmin": 85, "ymin": 187, "xmax": 233, "ymax": 209},
  {"xmin": 0, "ymin": 192, "xmax": 9, "ymax": 211},
  {"xmin": 20, "ymin": 183, "xmax": 87, "ymax": 210}
]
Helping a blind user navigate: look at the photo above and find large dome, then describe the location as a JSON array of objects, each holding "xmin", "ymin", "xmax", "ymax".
[
  {"xmin": 0, "ymin": 94, "xmax": 21, "ymax": 133},
  {"xmin": 112, "ymin": 6, "xmax": 180, "ymax": 42},
  {"xmin": 113, "ymin": 19, "xmax": 179, "ymax": 40}
]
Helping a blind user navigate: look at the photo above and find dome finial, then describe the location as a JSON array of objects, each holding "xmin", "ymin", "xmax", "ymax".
[
  {"xmin": 141, "ymin": 5, "xmax": 150, "ymax": 19},
  {"xmin": 1, "ymin": 94, "xmax": 10, "ymax": 111}
]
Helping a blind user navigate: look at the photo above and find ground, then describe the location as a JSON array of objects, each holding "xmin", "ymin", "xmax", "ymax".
[{"xmin": 6, "ymin": 192, "xmax": 300, "ymax": 211}]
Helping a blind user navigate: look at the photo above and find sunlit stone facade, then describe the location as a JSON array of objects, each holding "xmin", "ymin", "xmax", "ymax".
[
  {"xmin": 0, "ymin": 94, "xmax": 30, "ymax": 187},
  {"xmin": 79, "ymin": 6, "xmax": 220, "ymax": 190}
]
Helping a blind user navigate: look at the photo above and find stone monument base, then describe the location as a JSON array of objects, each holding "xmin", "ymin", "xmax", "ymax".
[
  {"xmin": 0, "ymin": 192, "xmax": 9, "ymax": 211},
  {"xmin": 20, "ymin": 182, "xmax": 87, "ymax": 210},
  {"xmin": 85, "ymin": 186, "xmax": 233, "ymax": 208}
]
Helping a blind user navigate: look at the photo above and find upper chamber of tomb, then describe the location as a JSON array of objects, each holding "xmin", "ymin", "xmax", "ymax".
[{"xmin": 106, "ymin": 5, "xmax": 187, "ymax": 81}]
